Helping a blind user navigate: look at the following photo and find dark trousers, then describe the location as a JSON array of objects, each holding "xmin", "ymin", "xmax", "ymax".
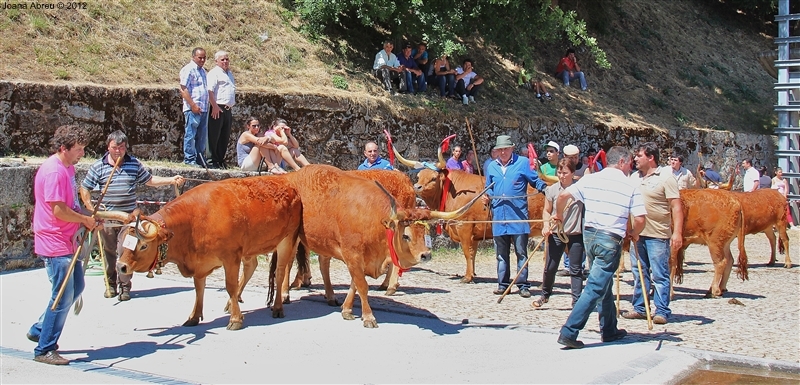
[
  {"xmin": 541, "ymin": 233, "xmax": 585, "ymax": 304},
  {"xmin": 208, "ymin": 106, "xmax": 233, "ymax": 167},
  {"xmin": 99, "ymin": 225, "xmax": 132, "ymax": 290},
  {"xmin": 494, "ymin": 234, "xmax": 530, "ymax": 290},
  {"xmin": 455, "ymin": 79, "xmax": 482, "ymax": 98}
]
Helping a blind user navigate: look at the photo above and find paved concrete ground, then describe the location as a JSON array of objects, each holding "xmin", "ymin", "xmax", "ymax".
[{"xmin": 2, "ymin": 268, "xmax": 702, "ymax": 384}]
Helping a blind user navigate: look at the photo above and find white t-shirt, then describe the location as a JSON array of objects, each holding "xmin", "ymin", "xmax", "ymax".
[
  {"xmin": 207, "ymin": 66, "xmax": 236, "ymax": 107},
  {"xmin": 743, "ymin": 167, "xmax": 760, "ymax": 192},
  {"xmin": 455, "ymin": 67, "xmax": 478, "ymax": 86}
]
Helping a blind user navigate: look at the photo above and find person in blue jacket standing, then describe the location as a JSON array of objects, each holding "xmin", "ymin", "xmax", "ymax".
[{"xmin": 482, "ymin": 135, "xmax": 547, "ymax": 298}]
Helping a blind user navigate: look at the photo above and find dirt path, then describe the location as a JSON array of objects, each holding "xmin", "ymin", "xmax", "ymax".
[{"xmin": 164, "ymin": 228, "xmax": 799, "ymax": 363}]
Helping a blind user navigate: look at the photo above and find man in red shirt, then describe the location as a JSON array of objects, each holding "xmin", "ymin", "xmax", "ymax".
[{"xmin": 556, "ymin": 48, "xmax": 588, "ymax": 91}]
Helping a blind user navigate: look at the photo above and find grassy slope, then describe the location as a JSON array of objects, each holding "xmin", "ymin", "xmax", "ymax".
[{"xmin": 0, "ymin": 0, "xmax": 776, "ymax": 133}]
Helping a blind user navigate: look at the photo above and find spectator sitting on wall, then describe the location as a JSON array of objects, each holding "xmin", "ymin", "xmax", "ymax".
[
  {"xmin": 372, "ymin": 40, "xmax": 405, "ymax": 95},
  {"xmin": 397, "ymin": 43, "xmax": 426, "ymax": 94},
  {"xmin": 455, "ymin": 58, "xmax": 484, "ymax": 105}
]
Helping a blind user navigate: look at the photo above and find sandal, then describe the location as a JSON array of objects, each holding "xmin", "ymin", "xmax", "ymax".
[
  {"xmin": 530, "ymin": 296, "xmax": 548, "ymax": 309},
  {"xmin": 270, "ymin": 165, "xmax": 287, "ymax": 175}
]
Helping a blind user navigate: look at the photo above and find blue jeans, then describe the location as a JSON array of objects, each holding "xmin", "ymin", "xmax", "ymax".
[
  {"xmin": 560, "ymin": 228, "xmax": 622, "ymax": 341},
  {"xmin": 436, "ymin": 74, "xmax": 455, "ymax": 97},
  {"xmin": 183, "ymin": 110, "xmax": 208, "ymax": 165},
  {"xmin": 630, "ymin": 236, "xmax": 672, "ymax": 318},
  {"xmin": 28, "ymin": 255, "xmax": 85, "ymax": 356},
  {"xmin": 494, "ymin": 234, "xmax": 530, "ymax": 290},
  {"xmin": 543, "ymin": 234, "xmax": 584, "ymax": 304},
  {"xmin": 559, "ymin": 70, "xmax": 588, "ymax": 90},
  {"xmin": 403, "ymin": 71, "xmax": 426, "ymax": 94}
]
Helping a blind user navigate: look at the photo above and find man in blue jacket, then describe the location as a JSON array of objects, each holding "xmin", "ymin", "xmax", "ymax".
[{"xmin": 482, "ymin": 135, "xmax": 547, "ymax": 297}]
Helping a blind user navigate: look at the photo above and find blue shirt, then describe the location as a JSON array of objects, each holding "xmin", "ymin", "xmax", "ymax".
[
  {"xmin": 484, "ymin": 154, "xmax": 547, "ymax": 236},
  {"xmin": 358, "ymin": 156, "xmax": 393, "ymax": 170},
  {"xmin": 703, "ymin": 168, "xmax": 722, "ymax": 183},
  {"xmin": 397, "ymin": 54, "xmax": 419, "ymax": 70}
]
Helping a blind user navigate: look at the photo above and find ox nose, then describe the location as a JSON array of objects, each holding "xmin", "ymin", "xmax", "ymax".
[
  {"xmin": 117, "ymin": 262, "xmax": 130, "ymax": 275},
  {"xmin": 420, "ymin": 251, "xmax": 432, "ymax": 262}
]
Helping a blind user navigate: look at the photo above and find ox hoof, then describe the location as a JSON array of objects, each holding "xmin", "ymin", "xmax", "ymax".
[
  {"xmin": 238, "ymin": 296, "xmax": 244, "ymax": 304},
  {"xmin": 183, "ymin": 318, "xmax": 200, "ymax": 327},
  {"xmin": 384, "ymin": 288, "xmax": 397, "ymax": 296},
  {"xmin": 271, "ymin": 309, "xmax": 285, "ymax": 318},
  {"xmin": 327, "ymin": 298, "xmax": 339, "ymax": 307},
  {"xmin": 460, "ymin": 276, "xmax": 474, "ymax": 284},
  {"xmin": 282, "ymin": 296, "xmax": 291, "ymax": 305},
  {"xmin": 342, "ymin": 311, "xmax": 355, "ymax": 321},
  {"xmin": 785, "ymin": 263, "xmax": 793, "ymax": 269},
  {"xmin": 223, "ymin": 303, "xmax": 231, "ymax": 314},
  {"xmin": 227, "ymin": 321, "xmax": 243, "ymax": 331},
  {"xmin": 377, "ymin": 284, "xmax": 389, "ymax": 291},
  {"xmin": 362, "ymin": 319, "xmax": 378, "ymax": 328}
]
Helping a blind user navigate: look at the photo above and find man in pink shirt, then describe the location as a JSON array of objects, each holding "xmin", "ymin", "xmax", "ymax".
[{"xmin": 28, "ymin": 125, "xmax": 97, "ymax": 366}]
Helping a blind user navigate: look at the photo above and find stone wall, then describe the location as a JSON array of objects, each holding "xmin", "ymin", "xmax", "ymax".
[{"xmin": 0, "ymin": 81, "xmax": 779, "ymax": 270}]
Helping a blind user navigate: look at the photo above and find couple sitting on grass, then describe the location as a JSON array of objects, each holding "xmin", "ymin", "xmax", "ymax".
[{"xmin": 236, "ymin": 117, "xmax": 310, "ymax": 174}]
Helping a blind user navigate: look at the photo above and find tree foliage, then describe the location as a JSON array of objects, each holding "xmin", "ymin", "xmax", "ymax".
[{"xmin": 291, "ymin": 0, "xmax": 611, "ymax": 69}]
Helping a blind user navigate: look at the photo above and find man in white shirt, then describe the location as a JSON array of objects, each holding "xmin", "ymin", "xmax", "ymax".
[
  {"xmin": 372, "ymin": 41, "xmax": 405, "ymax": 95},
  {"xmin": 741, "ymin": 158, "xmax": 759, "ymax": 192},
  {"xmin": 454, "ymin": 58, "xmax": 484, "ymax": 105},
  {"xmin": 207, "ymin": 51, "xmax": 236, "ymax": 169}
]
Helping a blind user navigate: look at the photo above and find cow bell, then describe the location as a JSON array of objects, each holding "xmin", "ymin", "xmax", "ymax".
[{"xmin": 146, "ymin": 270, "xmax": 154, "ymax": 278}]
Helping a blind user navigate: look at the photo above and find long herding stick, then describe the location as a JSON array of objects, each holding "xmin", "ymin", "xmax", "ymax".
[
  {"xmin": 497, "ymin": 223, "xmax": 557, "ymax": 304},
  {"xmin": 465, "ymin": 118, "xmax": 481, "ymax": 176},
  {"xmin": 632, "ymin": 250, "xmax": 654, "ymax": 330},
  {"xmin": 52, "ymin": 155, "xmax": 122, "ymax": 311}
]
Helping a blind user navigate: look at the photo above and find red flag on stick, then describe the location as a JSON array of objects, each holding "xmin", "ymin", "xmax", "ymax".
[
  {"xmin": 440, "ymin": 134, "xmax": 457, "ymax": 154},
  {"xmin": 383, "ymin": 130, "xmax": 395, "ymax": 165}
]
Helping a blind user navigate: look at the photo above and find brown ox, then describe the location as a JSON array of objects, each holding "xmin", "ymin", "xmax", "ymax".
[
  {"xmin": 394, "ymin": 148, "xmax": 547, "ymax": 283},
  {"xmin": 730, "ymin": 189, "xmax": 792, "ymax": 268},
  {"xmin": 271, "ymin": 165, "xmax": 483, "ymax": 328},
  {"xmin": 97, "ymin": 176, "xmax": 302, "ymax": 330},
  {"xmin": 671, "ymin": 189, "xmax": 746, "ymax": 298},
  {"xmin": 284, "ymin": 169, "xmax": 421, "ymax": 302}
]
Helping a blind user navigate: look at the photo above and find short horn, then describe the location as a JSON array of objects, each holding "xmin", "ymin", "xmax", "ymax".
[
  {"xmin": 392, "ymin": 146, "xmax": 425, "ymax": 169},
  {"xmin": 436, "ymin": 146, "xmax": 447, "ymax": 170},
  {"xmin": 95, "ymin": 210, "xmax": 134, "ymax": 223},
  {"xmin": 140, "ymin": 220, "xmax": 160, "ymax": 240},
  {"xmin": 429, "ymin": 182, "xmax": 493, "ymax": 220}
]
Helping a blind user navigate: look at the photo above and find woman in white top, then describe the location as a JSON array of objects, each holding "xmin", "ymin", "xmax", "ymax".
[{"xmin": 771, "ymin": 167, "xmax": 789, "ymax": 199}]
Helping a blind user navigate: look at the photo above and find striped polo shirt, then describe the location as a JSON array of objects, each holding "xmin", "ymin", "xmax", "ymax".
[
  {"xmin": 564, "ymin": 167, "xmax": 646, "ymax": 238},
  {"xmin": 81, "ymin": 153, "xmax": 152, "ymax": 212}
]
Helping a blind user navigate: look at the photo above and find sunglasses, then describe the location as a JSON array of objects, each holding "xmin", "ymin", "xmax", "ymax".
[{"xmin": 250, "ymin": 124, "xmax": 261, "ymax": 127}]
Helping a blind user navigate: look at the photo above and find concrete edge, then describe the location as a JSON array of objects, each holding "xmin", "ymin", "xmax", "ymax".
[{"xmin": 664, "ymin": 344, "xmax": 800, "ymax": 376}]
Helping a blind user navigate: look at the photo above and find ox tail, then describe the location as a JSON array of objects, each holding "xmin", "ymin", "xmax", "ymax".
[
  {"xmin": 674, "ymin": 248, "xmax": 685, "ymax": 285},
  {"xmin": 736, "ymin": 210, "xmax": 748, "ymax": 281},
  {"xmin": 267, "ymin": 251, "xmax": 278, "ymax": 307},
  {"xmin": 296, "ymin": 242, "xmax": 309, "ymax": 282}
]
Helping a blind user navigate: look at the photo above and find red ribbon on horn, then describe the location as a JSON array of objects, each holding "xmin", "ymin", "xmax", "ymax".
[
  {"xmin": 527, "ymin": 143, "xmax": 537, "ymax": 170},
  {"xmin": 383, "ymin": 130, "xmax": 395, "ymax": 166},
  {"xmin": 440, "ymin": 134, "xmax": 457, "ymax": 154},
  {"xmin": 597, "ymin": 148, "xmax": 607, "ymax": 168}
]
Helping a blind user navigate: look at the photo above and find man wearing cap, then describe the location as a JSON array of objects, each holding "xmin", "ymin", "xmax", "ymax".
[
  {"xmin": 563, "ymin": 144, "xmax": 591, "ymax": 180},
  {"xmin": 397, "ymin": 43, "xmax": 426, "ymax": 94},
  {"xmin": 482, "ymin": 135, "xmax": 547, "ymax": 298},
  {"xmin": 540, "ymin": 141, "xmax": 560, "ymax": 177},
  {"xmin": 699, "ymin": 161, "xmax": 722, "ymax": 188}
]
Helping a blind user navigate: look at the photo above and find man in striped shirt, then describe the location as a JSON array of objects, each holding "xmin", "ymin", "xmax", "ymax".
[
  {"xmin": 80, "ymin": 131, "xmax": 184, "ymax": 301},
  {"xmin": 552, "ymin": 146, "xmax": 646, "ymax": 349}
]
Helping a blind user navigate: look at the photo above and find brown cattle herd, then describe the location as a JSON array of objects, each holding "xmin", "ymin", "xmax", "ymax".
[{"xmin": 95, "ymin": 145, "xmax": 793, "ymax": 330}]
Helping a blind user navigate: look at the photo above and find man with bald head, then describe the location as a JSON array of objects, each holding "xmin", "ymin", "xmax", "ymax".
[{"xmin": 357, "ymin": 141, "xmax": 393, "ymax": 170}]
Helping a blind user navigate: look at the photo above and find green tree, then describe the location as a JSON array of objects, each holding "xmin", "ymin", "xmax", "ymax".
[{"xmin": 292, "ymin": 0, "xmax": 611, "ymax": 68}]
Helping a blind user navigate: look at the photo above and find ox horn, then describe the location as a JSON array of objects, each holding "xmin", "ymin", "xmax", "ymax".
[
  {"xmin": 94, "ymin": 210, "xmax": 134, "ymax": 223},
  {"xmin": 436, "ymin": 146, "xmax": 447, "ymax": 170},
  {"xmin": 392, "ymin": 146, "xmax": 426, "ymax": 169},
  {"xmin": 375, "ymin": 181, "xmax": 399, "ymax": 218},
  {"xmin": 428, "ymin": 182, "xmax": 494, "ymax": 220},
  {"xmin": 138, "ymin": 220, "xmax": 160, "ymax": 240}
]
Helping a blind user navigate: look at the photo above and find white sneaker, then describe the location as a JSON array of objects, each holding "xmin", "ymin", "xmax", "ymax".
[
  {"xmin": 462, "ymin": 95, "xmax": 468, "ymax": 105},
  {"xmin": 468, "ymin": 95, "xmax": 475, "ymax": 103}
]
